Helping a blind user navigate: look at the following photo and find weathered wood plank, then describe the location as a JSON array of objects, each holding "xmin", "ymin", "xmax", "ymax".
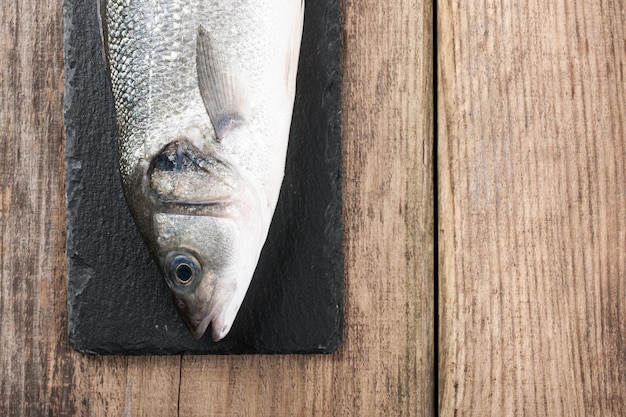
[
  {"xmin": 0, "ymin": 1, "xmax": 183, "ymax": 416},
  {"xmin": 1, "ymin": 0, "xmax": 433, "ymax": 416},
  {"xmin": 438, "ymin": 0, "xmax": 626, "ymax": 415},
  {"xmin": 178, "ymin": 0, "xmax": 435, "ymax": 415},
  {"xmin": 0, "ymin": 0, "xmax": 74, "ymax": 415}
]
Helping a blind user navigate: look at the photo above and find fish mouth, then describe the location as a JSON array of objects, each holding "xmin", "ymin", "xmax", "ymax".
[
  {"xmin": 176, "ymin": 297, "xmax": 239, "ymax": 342},
  {"xmin": 180, "ymin": 311, "xmax": 214, "ymax": 340},
  {"xmin": 147, "ymin": 140, "xmax": 242, "ymax": 213},
  {"xmin": 185, "ymin": 314, "xmax": 233, "ymax": 342}
]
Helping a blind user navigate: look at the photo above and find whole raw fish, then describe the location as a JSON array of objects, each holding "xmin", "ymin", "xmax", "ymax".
[{"xmin": 99, "ymin": 0, "xmax": 304, "ymax": 341}]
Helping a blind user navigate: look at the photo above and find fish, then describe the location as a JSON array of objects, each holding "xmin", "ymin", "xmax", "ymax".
[{"xmin": 98, "ymin": 0, "xmax": 305, "ymax": 341}]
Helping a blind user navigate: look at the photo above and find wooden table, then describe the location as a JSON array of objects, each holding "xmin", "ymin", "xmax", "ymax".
[{"xmin": 1, "ymin": 0, "xmax": 624, "ymax": 415}]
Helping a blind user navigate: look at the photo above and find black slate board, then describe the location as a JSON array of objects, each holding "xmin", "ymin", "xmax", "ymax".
[{"xmin": 64, "ymin": 0, "xmax": 343, "ymax": 354}]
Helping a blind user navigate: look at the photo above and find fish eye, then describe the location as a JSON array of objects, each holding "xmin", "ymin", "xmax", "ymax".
[{"xmin": 168, "ymin": 254, "xmax": 200, "ymax": 286}]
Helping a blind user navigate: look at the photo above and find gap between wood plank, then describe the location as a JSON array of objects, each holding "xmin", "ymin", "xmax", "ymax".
[
  {"xmin": 433, "ymin": 11, "xmax": 440, "ymax": 417},
  {"xmin": 177, "ymin": 356, "xmax": 182, "ymax": 416}
]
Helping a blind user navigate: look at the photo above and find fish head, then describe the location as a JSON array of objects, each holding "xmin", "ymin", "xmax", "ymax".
[
  {"xmin": 153, "ymin": 213, "xmax": 251, "ymax": 342},
  {"xmin": 137, "ymin": 137, "xmax": 270, "ymax": 342}
]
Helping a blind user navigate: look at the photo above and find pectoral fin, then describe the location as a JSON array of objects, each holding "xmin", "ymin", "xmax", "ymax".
[{"xmin": 196, "ymin": 26, "xmax": 248, "ymax": 142}]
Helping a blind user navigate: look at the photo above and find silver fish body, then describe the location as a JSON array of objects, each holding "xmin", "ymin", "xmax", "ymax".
[{"xmin": 99, "ymin": 0, "xmax": 304, "ymax": 341}]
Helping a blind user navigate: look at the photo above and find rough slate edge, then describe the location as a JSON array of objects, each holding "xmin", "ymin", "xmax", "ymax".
[{"xmin": 63, "ymin": 0, "xmax": 343, "ymax": 355}]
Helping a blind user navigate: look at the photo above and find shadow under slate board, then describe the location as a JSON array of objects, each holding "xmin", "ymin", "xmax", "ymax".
[{"xmin": 64, "ymin": 0, "xmax": 343, "ymax": 355}]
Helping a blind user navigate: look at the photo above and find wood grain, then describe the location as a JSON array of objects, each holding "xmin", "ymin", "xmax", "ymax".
[
  {"xmin": 0, "ymin": 1, "xmax": 75, "ymax": 415},
  {"xmin": 438, "ymin": 0, "xmax": 626, "ymax": 416},
  {"xmin": 0, "ymin": 0, "xmax": 434, "ymax": 416}
]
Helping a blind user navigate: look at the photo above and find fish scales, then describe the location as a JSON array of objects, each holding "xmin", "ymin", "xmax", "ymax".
[
  {"xmin": 100, "ymin": 0, "xmax": 304, "ymax": 341},
  {"xmin": 105, "ymin": 1, "xmax": 292, "ymax": 190}
]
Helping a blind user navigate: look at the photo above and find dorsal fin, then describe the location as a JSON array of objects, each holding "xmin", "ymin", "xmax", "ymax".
[{"xmin": 196, "ymin": 26, "xmax": 248, "ymax": 142}]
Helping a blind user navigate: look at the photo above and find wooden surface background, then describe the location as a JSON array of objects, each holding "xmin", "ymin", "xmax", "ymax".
[
  {"xmin": 0, "ymin": 0, "xmax": 434, "ymax": 416},
  {"xmin": 2, "ymin": 0, "xmax": 626, "ymax": 415},
  {"xmin": 438, "ymin": 0, "xmax": 626, "ymax": 416}
]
